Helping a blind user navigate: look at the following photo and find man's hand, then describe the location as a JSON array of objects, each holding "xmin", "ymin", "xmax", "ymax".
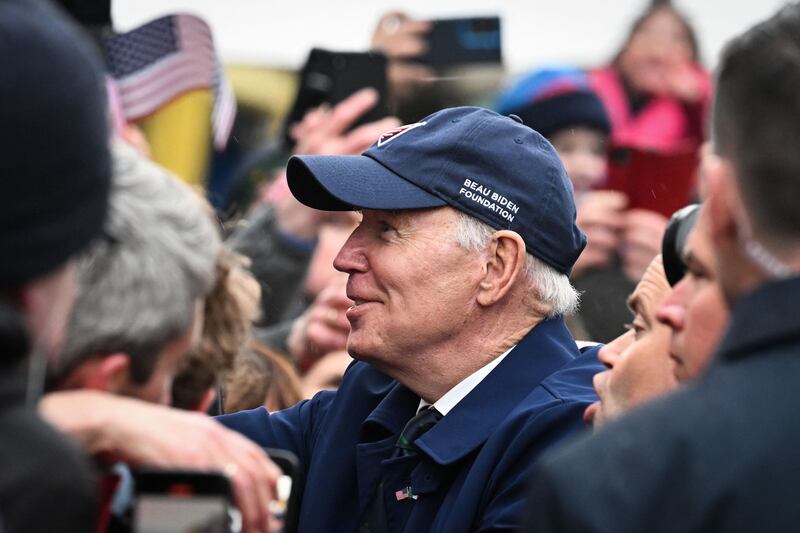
[
  {"xmin": 41, "ymin": 391, "xmax": 282, "ymax": 533},
  {"xmin": 573, "ymin": 191, "xmax": 628, "ymax": 277},
  {"xmin": 290, "ymin": 87, "xmax": 400, "ymax": 157},
  {"xmin": 620, "ymin": 208, "xmax": 668, "ymax": 282},
  {"xmin": 370, "ymin": 12, "xmax": 435, "ymax": 95},
  {"xmin": 266, "ymin": 91, "xmax": 399, "ymax": 242},
  {"xmin": 287, "ymin": 278, "xmax": 351, "ymax": 367}
]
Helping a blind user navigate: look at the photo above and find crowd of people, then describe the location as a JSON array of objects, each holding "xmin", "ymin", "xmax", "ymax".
[{"xmin": 3, "ymin": 0, "xmax": 800, "ymax": 532}]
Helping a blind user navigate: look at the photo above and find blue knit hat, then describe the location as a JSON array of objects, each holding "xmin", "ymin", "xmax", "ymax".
[
  {"xmin": 495, "ymin": 67, "xmax": 610, "ymax": 139},
  {"xmin": 0, "ymin": 0, "xmax": 111, "ymax": 287}
]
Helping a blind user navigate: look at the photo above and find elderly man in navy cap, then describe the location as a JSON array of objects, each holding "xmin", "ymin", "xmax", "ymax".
[{"xmin": 219, "ymin": 106, "xmax": 602, "ymax": 532}]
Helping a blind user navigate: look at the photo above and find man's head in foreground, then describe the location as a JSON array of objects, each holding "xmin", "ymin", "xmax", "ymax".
[
  {"xmin": 657, "ymin": 203, "xmax": 729, "ymax": 382},
  {"xmin": 706, "ymin": 4, "xmax": 800, "ymax": 300},
  {"xmin": 584, "ymin": 201, "xmax": 732, "ymax": 427},
  {"xmin": 0, "ymin": 0, "xmax": 110, "ymax": 370},
  {"xmin": 287, "ymin": 107, "xmax": 585, "ymax": 397},
  {"xmin": 49, "ymin": 143, "xmax": 220, "ymax": 405}
]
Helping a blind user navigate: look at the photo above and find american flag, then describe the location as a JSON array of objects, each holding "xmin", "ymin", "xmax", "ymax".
[
  {"xmin": 395, "ymin": 486, "xmax": 419, "ymax": 501},
  {"xmin": 103, "ymin": 14, "xmax": 236, "ymax": 150}
]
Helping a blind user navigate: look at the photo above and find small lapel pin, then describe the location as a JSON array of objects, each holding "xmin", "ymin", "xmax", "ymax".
[{"xmin": 395, "ymin": 486, "xmax": 419, "ymax": 501}]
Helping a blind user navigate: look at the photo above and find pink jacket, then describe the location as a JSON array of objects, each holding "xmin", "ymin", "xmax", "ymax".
[{"xmin": 589, "ymin": 66, "xmax": 711, "ymax": 153}]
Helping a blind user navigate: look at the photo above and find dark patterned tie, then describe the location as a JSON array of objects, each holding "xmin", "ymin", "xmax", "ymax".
[
  {"xmin": 394, "ymin": 407, "xmax": 443, "ymax": 457},
  {"xmin": 359, "ymin": 407, "xmax": 443, "ymax": 533}
]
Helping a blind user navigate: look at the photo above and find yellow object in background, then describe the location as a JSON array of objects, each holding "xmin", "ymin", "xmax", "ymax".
[{"xmin": 137, "ymin": 89, "xmax": 214, "ymax": 188}]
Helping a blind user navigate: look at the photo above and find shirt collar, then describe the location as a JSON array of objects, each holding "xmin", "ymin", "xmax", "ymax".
[{"xmin": 417, "ymin": 345, "xmax": 515, "ymax": 416}]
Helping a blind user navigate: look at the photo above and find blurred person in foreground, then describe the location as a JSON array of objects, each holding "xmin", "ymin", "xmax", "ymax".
[
  {"xmin": 218, "ymin": 106, "xmax": 602, "ymax": 532},
  {"xmin": 43, "ymin": 141, "xmax": 220, "ymax": 530},
  {"xmin": 496, "ymin": 67, "xmax": 667, "ymax": 341},
  {"xmin": 42, "ymin": 143, "xmax": 281, "ymax": 533},
  {"xmin": 525, "ymin": 5, "xmax": 800, "ymax": 531},
  {"xmin": 656, "ymin": 201, "xmax": 729, "ymax": 384},
  {"xmin": 48, "ymin": 142, "xmax": 219, "ymax": 406},
  {"xmin": 0, "ymin": 0, "xmax": 112, "ymax": 530},
  {"xmin": 586, "ymin": 202, "xmax": 729, "ymax": 428}
]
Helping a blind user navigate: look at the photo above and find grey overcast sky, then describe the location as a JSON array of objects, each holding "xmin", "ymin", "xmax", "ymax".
[{"xmin": 114, "ymin": 0, "xmax": 789, "ymax": 73}]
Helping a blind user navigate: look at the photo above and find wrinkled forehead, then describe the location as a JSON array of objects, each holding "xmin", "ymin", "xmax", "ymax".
[
  {"xmin": 361, "ymin": 205, "xmax": 457, "ymax": 226},
  {"xmin": 630, "ymin": 256, "xmax": 670, "ymax": 317}
]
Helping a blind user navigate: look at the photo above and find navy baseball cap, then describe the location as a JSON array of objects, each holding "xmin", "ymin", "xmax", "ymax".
[{"xmin": 287, "ymin": 106, "xmax": 586, "ymax": 275}]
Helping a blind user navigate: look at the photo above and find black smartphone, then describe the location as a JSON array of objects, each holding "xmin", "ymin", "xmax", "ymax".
[
  {"xmin": 283, "ymin": 48, "xmax": 389, "ymax": 149},
  {"xmin": 418, "ymin": 16, "xmax": 502, "ymax": 69},
  {"xmin": 132, "ymin": 469, "xmax": 239, "ymax": 533},
  {"xmin": 265, "ymin": 448, "xmax": 300, "ymax": 533}
]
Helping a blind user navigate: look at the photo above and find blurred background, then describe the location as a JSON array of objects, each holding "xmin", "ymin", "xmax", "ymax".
[
  {"xmin": 116, "ymin": 1, "xmax": 784, "ymax": 70},
  {"xmin": 60, "ymin": 0, "xmax": 792, "ymax": 378}
]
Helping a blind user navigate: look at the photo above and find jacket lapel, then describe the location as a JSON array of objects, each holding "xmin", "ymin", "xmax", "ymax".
[
  {"xmin": 354, "ymin": 381, "xmax": 418, "ymax": 515},
  {"xmin": 415, "ymin": 317, "xmax": 578, "ymax": 465}
]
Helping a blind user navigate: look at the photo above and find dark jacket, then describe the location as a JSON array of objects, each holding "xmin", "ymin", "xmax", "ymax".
[
  {"xmin": 227, "ymin": 203, "xmax": 312, "ymax": 330},
  {"xmin": 219, "ymin": 316, "xmax": 601, "ymax": 532},
  {"xmin": 525, "ymin": 276, "xmax": 800, "ymax": 533},
  {"xmin": 0, "ymin": 321, "xmax": 98, "ymax": 532}
]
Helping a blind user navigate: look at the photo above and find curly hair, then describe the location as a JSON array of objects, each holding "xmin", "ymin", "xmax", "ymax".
[
  {"xmin": 171, "ymin": 246, "xmax": 260, "ymax": 410},
  {"xmin": 224, "ymin": 341, "xmax": 304, "ymax": 414}
]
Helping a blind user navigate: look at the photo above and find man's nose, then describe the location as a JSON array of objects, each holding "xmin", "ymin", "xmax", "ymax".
[
  {"xmin": 656, "ymin": 281, "xmax": 687, "ymax": 332},
  {"xmin": 333, "ymin": 230, "xmax": 368, "ymax": 274},
  {"xmin": 598, "ymin": 332, "xmax": 630, "ymax": 369}
]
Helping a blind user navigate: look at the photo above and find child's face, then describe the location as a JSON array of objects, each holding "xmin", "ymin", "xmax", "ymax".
[{"xmin": 549, "ymin": 127, "xmax": 608, "ymax": 194}]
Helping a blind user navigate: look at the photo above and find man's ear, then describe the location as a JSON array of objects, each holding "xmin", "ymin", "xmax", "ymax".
[
  {"xmin": 477, "ymin": 230, "xmax": 526, "ymax": 307},
  {"xmin": 704, "ymin": 154, "xmax": 742, "ymax": 252},
  {"xmin": 75, "ymin": 353, "xmax": 132, "ymax": 394},
  {"xmin": 193, "ymin": 387, "xmax": 217, "ymax": 414}
]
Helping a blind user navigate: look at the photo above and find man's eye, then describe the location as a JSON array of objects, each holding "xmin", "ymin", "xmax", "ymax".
[
  {"xmin": 688, "ymin": 266, "xmax": 707, "ymax": 280},
  {"xmin": 379, "ymin": 222, "xmax": 394, "ymax": 234},
  {"xmin": 625, "ymin": 320, "xmax": 645, "ymax": 338}
]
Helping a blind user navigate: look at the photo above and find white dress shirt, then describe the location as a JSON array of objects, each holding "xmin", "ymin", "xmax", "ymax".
[{"xmin": 417, "ymin": 345, "xmax": 515, "ymax": 416}]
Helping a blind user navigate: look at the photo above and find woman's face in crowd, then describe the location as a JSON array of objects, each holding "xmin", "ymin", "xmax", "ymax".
[{"xmin": 618, "ymin": 7, "xmax": 694, "ymax": 95}]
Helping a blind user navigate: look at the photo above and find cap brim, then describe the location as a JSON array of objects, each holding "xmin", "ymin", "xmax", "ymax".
[{"xmin": 287, "ymin": 154, "xmax": 446, "ymax": 211}]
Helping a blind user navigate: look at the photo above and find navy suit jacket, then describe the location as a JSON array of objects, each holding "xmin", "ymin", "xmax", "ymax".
[
  {"xmin": 219, "ymin": 317, "xmax": 601, "ymax": 532},
  {"xmin": 525, "ymin": 276, "xmax": 800, "ymax": 533}
]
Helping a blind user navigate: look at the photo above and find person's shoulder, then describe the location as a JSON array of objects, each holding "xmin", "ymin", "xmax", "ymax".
[
  {"xmin": 537, "ymin": 345, "xmax": 603, "ymax": 405},
  {"xmin": 0, "ymin": 407, "xmax": 93, "ymax": 474},
  {"xmin": 532, "ymin": 380, "xmax": 716, "ymax": 505},
  {"xmin": 0, "ymin": 408, "xmax": 97, "ymax": 531},
  {"xmin": 490, "ymin": 349, "xmax": 601, "ymax": 455},
  {"xmin": 338, "ymin": 359, "xmax": 395, "ymax": 393}
]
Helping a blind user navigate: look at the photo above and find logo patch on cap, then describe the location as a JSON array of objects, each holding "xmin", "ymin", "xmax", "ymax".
[{"xmin": 377, "ymin": 121, "xmax": 426, "ymax": 147}]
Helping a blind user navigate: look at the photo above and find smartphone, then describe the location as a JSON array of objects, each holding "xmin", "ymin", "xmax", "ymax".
[
  {"xmin": 283, "ymin": 48, "xmax": 389, "ymax": 149},
  {"xmin": 133, "ymin": 470, "xmax": 240, "ymax": 533},
  {"xmin": 265, "ymin": 448, "xmax": 300, "ymax": 533},
  {"xmin": 418, "ymin": 16, "xmax": 502, "ymax": 69},
  {"xmin": 603, "ymin": 146, "xmax": 699, "ymax": 217}
]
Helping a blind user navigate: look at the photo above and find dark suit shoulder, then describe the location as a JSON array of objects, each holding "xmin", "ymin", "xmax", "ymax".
[
  {"xmin": 0, "ymin": 407, "xmax": 98, "ymax": 533},
  {"xmin": 526, "ymin": 351, "xmax": 800, "ymax": 533}
]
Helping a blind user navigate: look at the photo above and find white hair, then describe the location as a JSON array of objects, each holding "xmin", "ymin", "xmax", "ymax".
[{"xmin": 453, "ymin": 211, "xmax": 580, "ymax": 317}]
